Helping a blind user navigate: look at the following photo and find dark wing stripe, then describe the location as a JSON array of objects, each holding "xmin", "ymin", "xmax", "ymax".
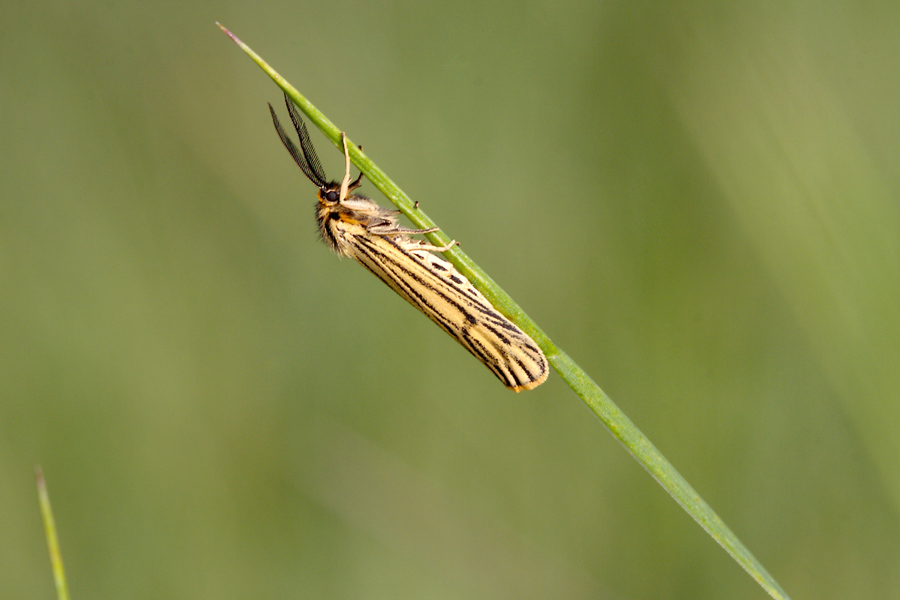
[
  {"xmin": 355, "ymin": 235, "xmax": 537, "ymax": 383},
  {"xmin": 353, "ymin": 237, "xmax": 460, "ymax": 334},
  {"xmin": 350, "ymin": 233, "xmax": 547, "ymax": 388},
  {"xmin": 355, "ymin": 244, "xmax": 509, "ymax": 383}
]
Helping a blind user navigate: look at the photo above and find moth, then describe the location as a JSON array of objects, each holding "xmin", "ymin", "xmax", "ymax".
[{"xmin": 268, "ymin": 93, "xmax": 548, "ymax": 391}]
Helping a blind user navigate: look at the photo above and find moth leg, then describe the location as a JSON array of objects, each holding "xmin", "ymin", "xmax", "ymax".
[
  {"xmin": 405, "ymin": 226, "xmax": 439, "ymax": 235},
  {"xmin": 339, "ymin": 132, "xmax": 352, "ymax": 202},
  {"xmin": 411, "ymin": 226, "xmax": 440, "ymax": 235},
  {"xmin": 369, "ymin": 224, "xmax": 439, "ymax": 236},
  {"xmin": 425, "ymin": 239, "xmax": 458, "ymax": 253},
  {"xmin": 338, "ymin": 134, "xmax": 365, "ymax": 193},
  {"xmin": 366, "ymin": 224, "xmax": 456, "ymax": 252}
]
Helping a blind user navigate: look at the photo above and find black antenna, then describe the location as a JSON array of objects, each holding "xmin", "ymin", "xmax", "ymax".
[{"xmin": 268, "ymin": 93, "xmax": 328, "ymax": 188}]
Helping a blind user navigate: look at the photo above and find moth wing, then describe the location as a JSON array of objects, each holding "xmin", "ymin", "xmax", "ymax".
[{"xmin": 348, "ymin": 233, "xmax": 548, "ymax": 391}]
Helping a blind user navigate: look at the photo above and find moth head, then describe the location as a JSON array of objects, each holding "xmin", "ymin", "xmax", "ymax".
[
  {"xmin": 316, "ymin": 171, "xmax": 364, "ymax": 206},
  {"xmin": 269, "ymin": 93, "xmax": 368, "ymax": 206}
]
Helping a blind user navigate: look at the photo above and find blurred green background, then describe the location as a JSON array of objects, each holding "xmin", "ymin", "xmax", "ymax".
[{"xmin": 3, "ymin": 1, "xmax": 900, "ymax": 598}]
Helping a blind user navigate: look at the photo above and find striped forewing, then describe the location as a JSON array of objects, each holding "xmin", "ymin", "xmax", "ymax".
[{"xmin": 347, "ymin": 231, "xmax": 548, "ymax": 391}]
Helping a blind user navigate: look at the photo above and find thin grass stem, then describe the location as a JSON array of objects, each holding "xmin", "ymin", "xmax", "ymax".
[{"xmin": 218, "ymin": 23, "xmax": 791, "ymax": 600}]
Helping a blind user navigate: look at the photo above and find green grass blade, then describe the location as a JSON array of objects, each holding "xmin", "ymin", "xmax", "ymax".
[
  {"xmin": 35, "ymin": 466, "xmax": 70, "ymax": 600},
  {"xmin": 550, "ymin": 349, "xmax": 789, "ymax": 599},
  {"xmin": 217, "ymin": 23, "xmax": 791, "ymax": 600}
]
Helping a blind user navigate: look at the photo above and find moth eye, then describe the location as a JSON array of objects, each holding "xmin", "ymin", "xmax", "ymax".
[{"xmin": 325, "ymin": 191, "xmax": 339, "ymax": 202}]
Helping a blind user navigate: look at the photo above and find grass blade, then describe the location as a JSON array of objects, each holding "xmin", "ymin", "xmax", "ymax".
[
  {"xmin": 35, "ymin": 466, "xmax": 70, "ymax": 600},
  {"xmin": 217, "ymin": 23, "xmax": 791, "ymax": 600}
]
